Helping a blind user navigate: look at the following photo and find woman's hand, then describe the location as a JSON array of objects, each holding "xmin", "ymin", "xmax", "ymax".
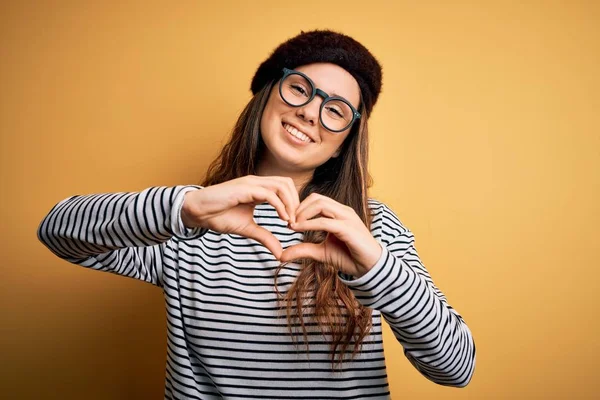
[
  {"xmin": 279, "ymin": 193, "xmax": 382, "ymax": 278},
  {"xmin": 181, "ymin": 175, "xmax": 299, "ymax": 260}
]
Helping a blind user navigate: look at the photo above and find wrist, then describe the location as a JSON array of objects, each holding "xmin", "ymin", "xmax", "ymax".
[
  {"xmin": 357, "ymin": 240, "xmax": 383, "ymax": 277},
  {"xmin": 181, "ymin": 191, "xmax": 197, "ymax": 228}
]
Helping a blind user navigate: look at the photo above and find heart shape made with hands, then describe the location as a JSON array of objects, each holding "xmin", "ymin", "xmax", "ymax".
[
  {"xmin": 268, "ymin": 193, "xmax": 382, "ymax": 279},
  {"xmin": 184, "ymin": 185, "xmax": 381, "ymax": 278}
]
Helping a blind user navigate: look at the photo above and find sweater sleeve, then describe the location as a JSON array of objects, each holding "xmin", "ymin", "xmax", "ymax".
[
  {"xmin": 36, "ymin": 185, "xmax": 208, "ymax": 287},
  {"xmin": 339, "ymin": 202, "xmax": 476, "ymax": 388}
]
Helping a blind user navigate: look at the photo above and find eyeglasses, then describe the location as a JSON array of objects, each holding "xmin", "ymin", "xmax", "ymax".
[{"xmin": 278, "ymin": 68, "xmax": 361, "ymax": 133}]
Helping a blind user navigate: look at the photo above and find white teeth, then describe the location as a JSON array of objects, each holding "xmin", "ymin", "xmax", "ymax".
[{"xmin": 284, "ymin": 123, "xmax": 312, "ymax": 143}]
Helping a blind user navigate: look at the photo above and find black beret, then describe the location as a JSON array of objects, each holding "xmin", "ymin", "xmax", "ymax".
[{"xmin": 250, "ymin": 29, "xmax": 382, "ymax": 117}]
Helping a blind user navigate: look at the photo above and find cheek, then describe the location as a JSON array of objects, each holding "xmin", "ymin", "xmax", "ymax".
[
  {"xmin": 261, "ymin": 108, "xmax": 280, "ymax": 140},
  {"xmin": 260, "ymin": 101, "xmax": 276, "ymax": 133},
  {"xmin": 261, "ymin": 95, "xmax": 285, "ymax": 132},
  {"xmin": 259, "ymin": 109, "xmax": 269, "ymax": 135},
  {"xmin": 321, "ymin": 129, "xmax": 350, "ymax": 150}
]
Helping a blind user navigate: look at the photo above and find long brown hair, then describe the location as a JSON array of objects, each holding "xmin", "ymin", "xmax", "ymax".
[{"xmin": 201, "ymin": 79, "xmax": 374, "ymax": 369}]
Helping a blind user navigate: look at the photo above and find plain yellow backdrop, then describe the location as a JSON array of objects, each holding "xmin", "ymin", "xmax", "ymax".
[{"xmin": 1, "ymin": 1, "xmax": 598, "ymax": 399}]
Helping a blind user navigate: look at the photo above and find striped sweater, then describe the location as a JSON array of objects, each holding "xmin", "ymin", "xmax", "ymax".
[{"xmin": 37, "ymin": 185, "xmax": 476, "ymax": 399}]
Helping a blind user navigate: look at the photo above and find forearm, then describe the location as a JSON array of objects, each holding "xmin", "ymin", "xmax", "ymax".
[
  {"xmin": 180, "ymin": 190, "xmax": 199, "ymax": 229},
  {"xmin": 37, "ymin": 185, "xmax": 206, "ymax": 261},
  {"xmin": 341, "ymin": 245, "xmax": 476, "ymax": 387}
]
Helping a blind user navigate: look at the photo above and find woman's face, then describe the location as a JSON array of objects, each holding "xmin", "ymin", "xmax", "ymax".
[{"xmin": 259, "ymin": 62, "xmax": 361, "ymax": 175}]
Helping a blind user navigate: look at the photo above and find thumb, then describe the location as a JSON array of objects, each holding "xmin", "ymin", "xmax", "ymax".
[
  {"xmin": 280, "ymin": 243, "xmax": 324, "ymax": 263},
  {"xmin": 243, "ymin": 223, "xmax": 283, "ymax": 260}
]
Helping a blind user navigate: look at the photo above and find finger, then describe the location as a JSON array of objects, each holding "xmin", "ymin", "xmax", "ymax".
[
  {"xmin": 295, "ymin": 196, "xmax": 347, "ymax": 223},
  {"xmin": 290, "ymin": 217, "xmax": 343, "ymax": 235},
  {"xmin": 278, "ymin": 176, "xmax": 300, "ymax": 224},
  {"xmin": 243, "ymin": 223, "xmax": 283, "ymax": 260},
  {"xmin": 268, "ymin": 176, "xmax": 299, "ymax": 224},
  {"xmin": 247, "ymin": 186, "xmax": 290, "ymax": 222},
  {"xmin": 280, "ymin": 243, "xmax": 325, "ymax": 263},
  {"xmin": 252, "ymin": 176, "xmax": 298, "ymax": 223}
]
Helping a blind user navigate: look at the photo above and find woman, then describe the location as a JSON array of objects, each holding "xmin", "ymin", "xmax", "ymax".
[{"xmin": 38, "ymin": 30, "xmax": 475, "ymax": 399}]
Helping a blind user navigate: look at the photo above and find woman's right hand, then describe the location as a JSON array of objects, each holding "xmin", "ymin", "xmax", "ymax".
[{"xmin": 180, "ymin": 175, "xmax": 300, "ymax": 260}]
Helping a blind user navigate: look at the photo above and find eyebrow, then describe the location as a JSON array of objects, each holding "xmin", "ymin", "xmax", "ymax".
[
  {"xmin": 320, "ymin": 87, "xmax": 347, "ymax": 101},
  {"xmin": 299, "ymin": 70, "xmax": 358, "ymax": 107},
  {"xmin": 329, "ymin": 91, "xmax": 360, "ymax": 109},
  {"xmin": 302, "ymin": 74, "xmax": 342, "ymax": 98}
]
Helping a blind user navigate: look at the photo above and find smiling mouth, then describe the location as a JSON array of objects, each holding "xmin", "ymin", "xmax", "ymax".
[{"xmin": 282, "ymin": 122, "xmax": 314, "ymax": 143}]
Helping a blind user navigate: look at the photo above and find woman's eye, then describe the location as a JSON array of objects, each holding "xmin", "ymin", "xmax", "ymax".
[
  {"xmin": 291, "ymin": 85, "xmax": 308, "ymax": 96},
  {"xmin": 326, "ymin": 106, "xmax": 343, "ymax": 118}
]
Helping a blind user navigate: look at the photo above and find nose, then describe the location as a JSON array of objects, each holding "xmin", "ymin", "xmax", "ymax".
[{"xmin": 295, "ymin": 96, "xmax": 322, "ymax": 126}]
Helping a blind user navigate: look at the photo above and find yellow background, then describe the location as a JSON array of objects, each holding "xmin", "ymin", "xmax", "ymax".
[{"xmin": 1, "ymin": 1, "xmax": 598, "ymax": 399}]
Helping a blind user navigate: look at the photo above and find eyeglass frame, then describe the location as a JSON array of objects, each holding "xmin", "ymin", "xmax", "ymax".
[{"xmin": 278, "ymin": 67, "xmax": 362, "ymax": 133}]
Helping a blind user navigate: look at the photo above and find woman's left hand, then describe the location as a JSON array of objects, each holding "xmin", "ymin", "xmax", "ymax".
[{"xmin": 279, "ymin": 193, "xmax": 382, "ymax": 278}]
